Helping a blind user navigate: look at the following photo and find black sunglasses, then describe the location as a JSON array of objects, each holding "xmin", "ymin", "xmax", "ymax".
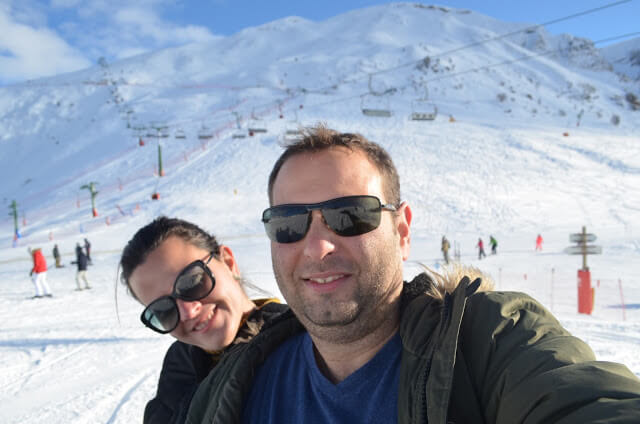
[
  {"xmin": 140, "ymin": 252, "xmax": 215, "ymax": 334},
  {"xmin": 262, "ymin": 195, "xmax": 397, "ymax": 244}
]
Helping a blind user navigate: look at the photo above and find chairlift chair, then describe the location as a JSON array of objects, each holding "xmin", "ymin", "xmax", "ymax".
[
  {"xmin": 282, "ymin": 108, "xmax": 303, "ymax": 141},
  {"xmin": 174, "ymin": 129, "xmax": 186, "ymax": 139},
  {"xmin": 410, "ymin": 100, "xmax": 438, "ymax": 121},
  {"xmin": 283, "ymin": 128, "xmax": 303, "ymax": 142},
  {"xmin": 248, "ymin": 108, "xmax": 267, "ymax": 134},
  {"xmin": 361, "ymin": 95, "xmax": 392, "ymax": 118},
  {"xmin": 231, "ymin": 112, "xmax": 247, "ymax": 139},
  {"xmin": 198, "ymin": 126, "xmax": 213, "ymax": 140}
]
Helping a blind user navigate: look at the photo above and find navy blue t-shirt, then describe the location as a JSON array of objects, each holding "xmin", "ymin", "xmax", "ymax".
[{"xmin": 242, "ymin": 331, "xmax": 401, "ymax": 424}]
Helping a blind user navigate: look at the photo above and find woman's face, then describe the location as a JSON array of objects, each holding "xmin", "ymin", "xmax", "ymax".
[{"xmin": 129, "ymin": 236, "xmax": 254, "ymax": 351}]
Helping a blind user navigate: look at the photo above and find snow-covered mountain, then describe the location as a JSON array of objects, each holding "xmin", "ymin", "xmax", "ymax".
[
  {"xmin": 601, "ymin": 36, "xmax": 640, "ymax": 80},
  {"xmin": 1, "ymin": 3, "xmax": 638, "ymax": 251},
  {"xmin": 1, "ymin": 4, "xmax": 639, "ymax": 423}
]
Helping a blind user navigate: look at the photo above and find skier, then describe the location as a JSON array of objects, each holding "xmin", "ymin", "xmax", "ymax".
[
  {"xmin": 52, "ymin": 244, "xmax": 62, "ymax": 268},
  {"xmin": 75, "ymin": 246, "xmax": 91, "ymax": 290},
  {"xmin": 441, "ymin": 235, "xmax": 450, "ymax": 264},
  {"xmin": 84, "ymin": 238, "xmax": 92, "ymax": 264},
  {"xmin": 489, "ymin": 235, "xmax": 498, "ymax": 255},
  {"xmin": 477, "ymin": 238, "xmax": 486, "ymax": 260},
  {"xmin": 29, "ymin": 247, "xmax": 53, "ymax": 298},
  {"xmin": 536, "ymin": 234, "xmax": 544, "ymax": 251}
]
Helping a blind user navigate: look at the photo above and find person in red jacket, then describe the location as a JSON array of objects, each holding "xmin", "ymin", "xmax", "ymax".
[
  {"xmin": 29, "ymin": 247, "xmax": 53, "ymax": 298},
  {"xmin": 536, "ymin": 234, "xmax": 544, "ymax": 251},
  {"xmin": 477, "ymin": 237, "xmax": 486, "ymax": 260}
]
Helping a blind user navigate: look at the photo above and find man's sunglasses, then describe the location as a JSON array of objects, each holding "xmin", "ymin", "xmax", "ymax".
[
  {"xmin": 262, "ymin": 195, "xmax": 397, "ymax": 244},
  {"xmin": 140, "ymin": 252, "xmax": 215, "ymax": 334}
]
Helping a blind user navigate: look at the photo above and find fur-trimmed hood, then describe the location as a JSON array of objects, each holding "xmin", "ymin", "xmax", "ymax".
[{"xmin": 402, "ymin": 263, "xmax": 495, "ymax": 305}]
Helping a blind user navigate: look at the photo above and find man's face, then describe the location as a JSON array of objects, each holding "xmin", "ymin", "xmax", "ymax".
[{"xmin": 270, "ymin": 147, "xmax": 411, "ymax": 344}]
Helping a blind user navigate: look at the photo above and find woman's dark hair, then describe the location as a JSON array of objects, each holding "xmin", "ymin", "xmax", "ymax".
[{"xmin": 119, "ymin": 216, "xmax": 221, "ymax": 301}]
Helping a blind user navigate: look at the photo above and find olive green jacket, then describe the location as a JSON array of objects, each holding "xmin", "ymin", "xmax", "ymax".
[{"xmin": 186, "ymin": 272, "xmax": 640, "ymax": 423}]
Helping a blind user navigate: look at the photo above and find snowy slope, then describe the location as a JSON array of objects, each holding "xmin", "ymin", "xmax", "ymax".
[
  {"xmin": 0, "ymin": 3, "xmax": 639, "ymax": 423},
  {"xmin": 601, "ymin": 36, "xmax": 640, "ymax": 80}
]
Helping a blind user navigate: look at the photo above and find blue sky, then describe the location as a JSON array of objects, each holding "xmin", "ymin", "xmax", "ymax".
[{"xmin": 1, "ymin": 0, "xmax": 638, "ymax": 85}]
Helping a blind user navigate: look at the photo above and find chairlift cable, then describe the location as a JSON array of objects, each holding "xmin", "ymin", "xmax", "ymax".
[{"xmin": 297, "ymin": 30, "xmax": 640, "ymax": 112}]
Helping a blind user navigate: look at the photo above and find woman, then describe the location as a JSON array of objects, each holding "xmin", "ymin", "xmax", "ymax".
[{"xmin": 119, "ymin": 216, "xmax": 285, "ymax": 424}]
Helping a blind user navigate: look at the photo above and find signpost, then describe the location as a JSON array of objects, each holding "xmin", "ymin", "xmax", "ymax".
[
  {"xmin": 569, "ymin": 233, "xmax": 596, "ymax": 243},
  {"xmin": 566, "ymin": 226, "xmax": 602, "ymax": 315}
]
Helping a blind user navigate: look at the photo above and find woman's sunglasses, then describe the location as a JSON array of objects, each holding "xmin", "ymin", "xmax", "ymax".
[
  {"xmin": 261, "ymin": 195, "xmax": 397, "ymax": 244},
  {"xmin": 140, "ymin": 252, "xmax": 215, "ymax": 334}
]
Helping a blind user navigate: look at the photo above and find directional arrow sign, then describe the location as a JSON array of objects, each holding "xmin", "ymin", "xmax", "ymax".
[
  {"xmin": 565, "ymin": 245, "xmax": 602, "ymax": 255},
  {"xmin": 570, "ymin": 233, "xmax": 597, "ymax": 243}
]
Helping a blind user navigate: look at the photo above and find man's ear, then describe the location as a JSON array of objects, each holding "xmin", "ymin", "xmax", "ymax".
[
  {"xmin": 396, "ymin": 202, "xmax": 412, "ymax": 261},
  {"xmin": 220, "ymin": 245, "xmax": 240, "ymax": 276}
]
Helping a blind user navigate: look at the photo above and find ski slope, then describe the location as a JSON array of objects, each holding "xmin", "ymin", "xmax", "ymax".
[{"xmin": 0, "ymin": 4, "xmax": 639, "ymax": 422}]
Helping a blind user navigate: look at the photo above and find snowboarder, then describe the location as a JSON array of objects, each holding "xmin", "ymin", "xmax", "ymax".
[
  {"xmin": 84, "ymin": 238, "xmax": 92, "ymax": 264},
  {"xmin": 536, "ymin": 234, "xmax": 544, "ymax": 251},
  {"xmin": 489, "ymin": 235, "xmax": 498, "ymax": 255},
  {"xmin": 477, "ymin": 238, "xmax": 486, "ymax": 260},
  {"xmin": 75, "ymin": 247, "xmax": 91, "ymax": 290},
  {"xmin": 52, "ymin": 244, "xmax": 62, "ymax": 268},
  {"xmin": 441, "ymin": 236, "xmax": 450, "ymax": 264},
  {"xmin": 29, "ymin": 247, "xmax": 52, "ymax": 298}
]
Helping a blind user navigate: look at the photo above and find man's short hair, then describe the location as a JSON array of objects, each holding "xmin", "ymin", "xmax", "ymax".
[{"xmin": 268, "ymin": 125, "xmax": 401, "ymax": 206}]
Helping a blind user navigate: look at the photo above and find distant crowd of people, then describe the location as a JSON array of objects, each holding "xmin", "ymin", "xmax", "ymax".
[
  {"xmin": 27, "ymin": 238, "xmax": 93, "ymax": 298},
  {"xmin": 440, "ymin": 233, "xmax": 544, "ymax": 263}
]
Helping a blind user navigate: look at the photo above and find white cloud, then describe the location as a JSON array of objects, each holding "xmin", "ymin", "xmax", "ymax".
[
  {"xmin": 0, "ymin": 1, "xmax": 219, "ymax": 83},
  {"xmin": 0, "ymin": 6, "xmax": 91, "ymax": 83},
  {"xmin": 114, "ymin": 6, "xmax": 218, "ymax": 45}
]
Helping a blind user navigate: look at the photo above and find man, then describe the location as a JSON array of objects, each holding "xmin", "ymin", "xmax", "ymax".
[
  {"xmin": 52, "ymin": 244, "xmax": 62, "ymax": 268},
  {"xmin": 84, "ymin": 238, "xmax": 92, "ymax": 264},
  {"xmin": 75, "ymin": 245, "xmax": 91, "ymax": 290},
  {"xmin": 489, "ymin": 235, "xmax": 498, "ymax": 255},
  {"xmin": 441, "ymin": 235, "xmax": 450, "ymax": 264},
  {"xmin": 477, "ymin": 237, "xmax": 486, "ymax": 260},
  {"xmin": 187, "ymin": 127, "xmax": 640, "ymax": 423}
]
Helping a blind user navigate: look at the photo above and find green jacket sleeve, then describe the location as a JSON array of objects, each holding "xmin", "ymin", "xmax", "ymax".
[{"xmin": 461, "ymin": 291, "xmax": 640, "ymax": 424}]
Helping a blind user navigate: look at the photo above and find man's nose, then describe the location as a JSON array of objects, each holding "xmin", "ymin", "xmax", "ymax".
[{"xmin": 302, "ymin": 210, "xmax": 337, "ymax": 260}]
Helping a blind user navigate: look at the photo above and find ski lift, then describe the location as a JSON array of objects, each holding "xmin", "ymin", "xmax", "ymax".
[
  {"xmin": 278, "ymin": 101, "xmax": 284, "ymax": 119},
  {"xmin": 361, "ymin": 95, "xmax": 392, "ymax": 117},
  {"xmin": 360, "ymin": 74, "xmax": 392, "ymax": 117},
  {"xmin": 159, "ymin": 128, "xmax": 170, "ymax": 138},
  {"xmin": 410, "ymin": 100, "xmax": 438, "ymax": 121},
  {"xmin": 283, "ymin": 109, "xmax": 303, "ymax": 142},
  {"xmin": 231, "ymin": 112, "xmax": 246, "ymax": 139},
  {"xmin": 198, "ymin": 125, "xmax": 213, "ymax": 140},
  {"xmin": 248, "ymin": 108, "xmax": 267, "ymax": 135},
  {"xmin": 174, "ymin": 129, "xmax": 186, "ymax": 139},
  {"xmin": 410, "ymin": 85, "xmax": 438, "ymax": 121}
]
